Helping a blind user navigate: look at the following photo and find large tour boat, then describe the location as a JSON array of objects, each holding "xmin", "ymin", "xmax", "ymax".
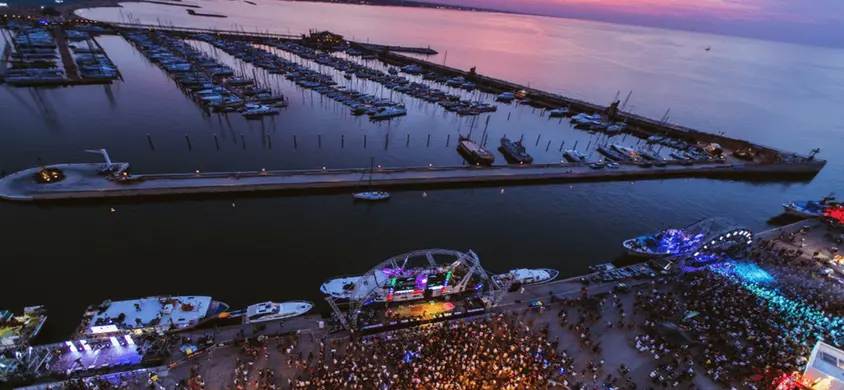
[
  {"xmin": 1, "ymin": 306, "xmax": 47, "ymax": 352},
  {"xmin": 457, "ymin": 136, "xmax": 495, "ymax": 166},
  {"xmin": 226, "ymin": 301, "xmax": 313, "ymax": 324},
  {"xmin": 783, "ymin": 194, "xmax": 837, "ymax": 218},
  {"xmin": 623, "ymin": 218, "xmax": 753, "ymax": 258},
  {"xmin": 74, "ymin": 296, "xmax": 229, "ymax": 339},
  {"xmin": 490, "ymin": 268, "xmax": 559, "ymax": 287}
]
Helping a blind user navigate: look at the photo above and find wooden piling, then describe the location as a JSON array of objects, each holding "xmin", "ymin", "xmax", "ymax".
[
  {"xmin": 427, "ymin": 134, "xmax": 431, "ymax": 147},
  {"xmin": 546, "ymin": 140, "xmax": 551, "ymax": 152},
  {"xmin": 318, "ymin": 134, "xmax": 322, "ymax": 148},
  {"xmin": 364, "ymin": 134, "xmax": 367, "ymax": 149},
  {"xmin": 385, "ymin": 133, "xmax": 389, "ymax": 150},
  {"xmin": 293, "ymin": 134, "xmax": 298, "ymax": 149},
  {"xmin": 185, "ymin": 134, "xmax": 192, "ymax": 150},
  {"xmin": 559, "ymin": 140, "xmax": 565, "ymax": 151},
  {"xmin": 146, "ymin": 134, "xmax": 154, "ymax": 151},
  {"xmin": 241, "ymin": 133, "xmax": 246, "ymax": 149},
  {"xmin": 446, "ymin": 134, "xmax": 451, "ymax": 147},
  {"xmin": 214, "ymin": 134, "xmax": 219, "ymax": 150},
  {"xmin": 341, "ymin": 134, "xmax": 345, "ymax": 148},
  {"xmin": 267, "ymin": 134, "xmax": 272, "ymax": 149},
  {"xmin": 535, "ymin": 134, "xmax": 541, "ymax": 146}
]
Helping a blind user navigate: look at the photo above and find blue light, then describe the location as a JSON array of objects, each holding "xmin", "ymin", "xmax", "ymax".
[{"xmin": 710, "ymin": 262, "xmax": 774, "ymax": 284}]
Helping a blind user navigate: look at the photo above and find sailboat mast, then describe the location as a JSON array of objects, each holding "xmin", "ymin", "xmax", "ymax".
[{"xmin": 368, "ymin": 156, "xmax": 374, "ymax": 188}]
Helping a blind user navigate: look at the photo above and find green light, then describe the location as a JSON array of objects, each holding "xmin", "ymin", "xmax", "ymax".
[{"xmin": 390, "ymin": 278, "xmax": 396, "ymax": 287}]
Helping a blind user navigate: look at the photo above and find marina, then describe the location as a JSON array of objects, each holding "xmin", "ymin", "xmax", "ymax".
[{"xmin": 1, "ymin": 3, "xmax": 843, "ymax": 388}]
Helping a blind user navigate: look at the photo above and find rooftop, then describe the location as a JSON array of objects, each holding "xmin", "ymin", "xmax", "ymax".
[{"xmin": 85, "ymin": 296, "xmax": 212, "ymax": 335}]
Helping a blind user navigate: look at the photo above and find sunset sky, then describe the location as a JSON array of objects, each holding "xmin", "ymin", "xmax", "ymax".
[{"xmin": 417, "ymin": 0, "xmax": 843, "ymax": 46}]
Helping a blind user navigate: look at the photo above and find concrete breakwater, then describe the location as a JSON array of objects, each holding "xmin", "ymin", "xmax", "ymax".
[{"xmin": 0, "ymin": 159, "xmax": 824, "ymax": 202}]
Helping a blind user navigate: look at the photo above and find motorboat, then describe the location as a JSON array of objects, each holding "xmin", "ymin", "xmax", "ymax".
[
  {"xmin": 241, "ymin": 104, "xmax": 279, "ymax": 118},
  {"xmin": 491, "ymin": 268, "xmax": 559, "ymax": 287},
  {"xmin": 547, "ymin": 107, "xmax": 570, "ymax": 117},
  {"xmin": 570, "ymin": 113, "xmax": 602, "ymax": 126},
  {"xmin": 610, "ymin": 144, "xmax": 638, "ymax": 160},
  {"xmin": 370, "ymin": 106, "xmax": 407, "ymax": 120},
  {"xmin": 607, "ymin": 162, "xmax": 620, "ymax": 169},
  {"xmin": 636, "ymin": 148, "xmax": 664, "ymax": 161},
  {"xmin": 496, "ymin": 92, "xmax": 515, "ymax": 102},
  {"xmin": 499, "ymin": 136, "xmax": 534, "ymax": 164},
  {"xmin": 606, "ymin": 123, "xmax": 626, "ymax": 133},
  {"xmin": 782, "ymin": 194, "xmax": 838, "ymax": 218},
  {"xmin": 623, "ymin": 218, "xmax": 752, "ymax": 258},
  {"xmin": 597, "ymin": 145, "xmax": 630, "ymax": 161},
  {"xmin": 238, "ymin": 301, "xmax": 313, "ymax": 324},
  {"xmin": 457, "ymin": 136, "xmax": 495, "ymax": 166},
  {"xmin": 563, "ymin": 149, "xmax": 587, "ymax": 163}
]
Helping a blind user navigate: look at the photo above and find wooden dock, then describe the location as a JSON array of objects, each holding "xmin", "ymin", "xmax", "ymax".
[
  {"xmin": 0, "ymin": 159, "xmax": 824, "ymax": 202},
  {"xmin": 51, "ymin": 25, "xmax": 80, "ymax": 81}
]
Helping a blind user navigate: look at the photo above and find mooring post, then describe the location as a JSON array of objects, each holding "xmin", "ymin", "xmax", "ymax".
[
  {"xmin": 446, "ymin": 134, "xmax": 450, "ymax": 147},
  {"xmin": 185, "ymin": 134, "xmax": 192, "ymax": 150},
  {"xmin": 214, "ymin": 134, "xmax": 219, "ymax": 150},
  {"xmin": 364, "ymin": 134, "xmax": 367, "ymax": 149},
  {"xmin": 573, "ymin": 140, "xmax": 579, "ymax": 150},
  {"xmin": 146, "ymin": 134, "xmax": 154, "ymax": 151},
  {"xmin": 426, "ymin": 134, "xmax": 431, "ymax": 147},
  {"xmin": 535, "ymin": 134, "xmax": 541, "ymax": 146},
  {"xmin": 318, "ymin": 134, "xmax": 322, "ymax": 148},
  {"xmin": 267, "ymin": 134, "xmax": 272, "ymax": 149},
  {"xmin": 622, "ymin": 134, "xmax": 627, "ymax": 142},
  {"xmin": 341, "ymin": 134, "xmax": 345, "ymax": 148},
  {"xmin": 559, "ymin": 140, "xmax": 565, "ymax": 151},
  {"xmin": 585, "ymin": 140, "xmax": 592, "ymax": 151},
  {"xmin": 241, "ymin": 133, "xmax": 246, "ymax": 149},
  {"xmin": 507, "ymin": 112, "xmax": 511, "ymax": 121},
  {"xmin": 385, "ymin": 133, "xmax": 389, "ymax": 150},
  {"xmin": 293, "ymin": 134, "xmax": 298, "ymax": 150},
  {"xmin": 406, "ymin": 134, "xmax": 410, "ymax": 147},
  {"xmin": 546, "ymin": 140, "xmax": 551, "ymax": 152}
]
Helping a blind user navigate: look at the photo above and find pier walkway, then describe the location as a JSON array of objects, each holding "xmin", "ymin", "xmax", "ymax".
[{"xmin": 0, "ymin": 158, "xmax": 823, "ymax": 202}]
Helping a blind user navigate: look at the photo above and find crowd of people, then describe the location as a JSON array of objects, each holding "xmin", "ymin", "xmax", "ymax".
[
  {"xmin": 629, "ymin": 229, "xmax": 844, "ymax": 389},
  {"xmin": 154, "ymin": 223, "xmax": 844, "ymax": 390}
]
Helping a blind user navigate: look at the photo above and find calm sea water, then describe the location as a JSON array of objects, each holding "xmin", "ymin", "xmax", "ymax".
[{"xmin": 2, "ymin": 1, "xmax": 843, "ymax": 341}]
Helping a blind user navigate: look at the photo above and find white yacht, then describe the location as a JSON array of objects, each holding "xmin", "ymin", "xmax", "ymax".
[
  {"xmin": 241, "ymin": 104, "xmax": 279, "ymax": 118},
  {"xmin": 241, "ymin": 301, "xmax": 313, "ymax": 324},
  {"xmin": 496, "ymin": 92, "xmax": 516, "ymax": 102},
  {"xmin": 370, "ymin": 106, "xmax": 407, "ymax": 120},
  {"xmin": 563, "ymin": 149, "xmax": 587, "ymax": 163},
  {"xmin": 74, "ymin": 296, "xmax": 229, "ymax": 338},
  {"xmin": 491, "ymin": 268, "xmax": 559, "ymax": 287},
  {"xmin": 570, "ymin": 113, "xmax": 603, "ymax": 126},
  {"xmin": 548, "ymin": 107, "xmax": 570, "ymax": 117}
]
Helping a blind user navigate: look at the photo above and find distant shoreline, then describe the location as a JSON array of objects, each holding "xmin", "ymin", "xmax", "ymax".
[{"xmin": 1, "ymin": 0, "xmax": 524, "ymax": 20}]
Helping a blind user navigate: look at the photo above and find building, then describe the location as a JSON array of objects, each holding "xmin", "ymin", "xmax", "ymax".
[
  {"xmin": 804, "ymin": 341, "xmax": 844, "ymax": 390},
  {"xmin": 302, "ymin": 30, "xmax": 345, "ymax": 49}
]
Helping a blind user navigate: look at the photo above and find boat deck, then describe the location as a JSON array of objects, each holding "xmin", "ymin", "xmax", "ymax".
[{"xmin": 0, "ymin": 159, "xmax": 824, "ymax": 202}]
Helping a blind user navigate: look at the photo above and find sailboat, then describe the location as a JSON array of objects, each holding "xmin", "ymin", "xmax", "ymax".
[{"xmin": 353, "ymin": 157, "xmax": 390, "ymax": 201}]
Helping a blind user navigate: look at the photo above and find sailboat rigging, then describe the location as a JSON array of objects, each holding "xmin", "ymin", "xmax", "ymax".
[{"xmin": 353, "ymin": 157, "xmax": 390, "ymax": 201}]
